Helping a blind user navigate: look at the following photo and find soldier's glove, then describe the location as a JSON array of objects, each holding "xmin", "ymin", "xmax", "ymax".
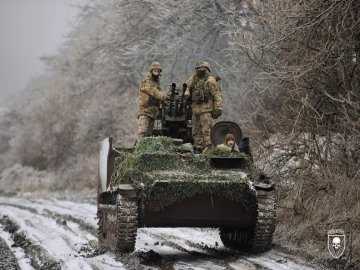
[{"xmin": 212, "ymin": 108, "xmax": 222, "ymax": 119}]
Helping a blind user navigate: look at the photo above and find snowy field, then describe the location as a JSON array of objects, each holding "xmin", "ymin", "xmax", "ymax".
[{"xmin": 0, "ymin": 195, "xmax": 322, "ymax": 270}]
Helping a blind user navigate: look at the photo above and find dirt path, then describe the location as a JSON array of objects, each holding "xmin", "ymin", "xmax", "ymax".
[{"xmin": 0, "ymin": 195, "xmax": 325, "ymax": 270}]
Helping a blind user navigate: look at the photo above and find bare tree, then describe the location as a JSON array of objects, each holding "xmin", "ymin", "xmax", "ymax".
[
  {"xmin": 228, "ymin": 0, "xmax": 360, "ymax": 264},
  {"xmin": 228, "ymin": 0, "xmax": 360, "ymax": 176}
]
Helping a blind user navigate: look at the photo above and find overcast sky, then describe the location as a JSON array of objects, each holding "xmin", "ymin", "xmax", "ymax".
[{"xmin": 0, "ymin": 0, "xmax": 85, "ymax": 105}]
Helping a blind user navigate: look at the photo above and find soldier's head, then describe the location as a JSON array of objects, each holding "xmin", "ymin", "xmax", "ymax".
[
  {"xmin": 195, "ymin": 61, "xmax": 211, "ymax": 77},
  {"xmin": 150, "ymin": 62, "xmax": 162, "ymax": 79},
  {"xmin": 225, "ymin": 134, "xmax": 235, "ymax": 149}
]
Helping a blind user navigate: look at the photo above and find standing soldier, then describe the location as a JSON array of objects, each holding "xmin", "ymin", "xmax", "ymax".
[
  {"xmin": 185, "ymin": 61, "xmax": 222, "ymax": 151},
  {"xmin": 137, "ymin": 62, "xmax": 169, "ymax": 139}
]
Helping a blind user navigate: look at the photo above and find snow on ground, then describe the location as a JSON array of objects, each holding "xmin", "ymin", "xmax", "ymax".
[
  {"xmin": 247, "ymin": 252, "xmax": 316, "ymax": 270},
  {"xmin": 0, "ymin": 195, "xmax": 320, "ymax": 270},
  {"xmin": 0, "ymin": 196, "xmax": 123, "ymax": 270},
  {"xmin": 174, "ymin": 260, "xmax": 227, "ymax": 270},
  {"xmin": 0, "ymin": 229, "xmax": 33, "ymax": 270}
]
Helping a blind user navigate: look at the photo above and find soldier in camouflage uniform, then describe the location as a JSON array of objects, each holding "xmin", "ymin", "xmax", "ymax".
[
  {"xmin": 185, "ymin": 61, "xmax": 222, "ymax": 151},
  {"xmin": 137, "ymin": 62, "xmax": 169, "ymax": 139},
  {"xmin": 217, "ymin": 133, "xmax": 239, "ymax": 152}
]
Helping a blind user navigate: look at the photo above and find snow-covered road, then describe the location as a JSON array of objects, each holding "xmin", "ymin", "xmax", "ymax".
[{"xmin": 0, "ymin": 195, "xmax": 321, "ymax": 270}]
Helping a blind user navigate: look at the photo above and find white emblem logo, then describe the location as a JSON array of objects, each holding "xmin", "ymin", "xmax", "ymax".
[{"xmin": 328, "ymin": 229, "xmax": 346, "ymax": 258}]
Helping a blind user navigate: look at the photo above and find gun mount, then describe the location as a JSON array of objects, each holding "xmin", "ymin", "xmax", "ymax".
[{"xmin": 153, "ymin": 83, "xmax": 193, "ymax": 143}]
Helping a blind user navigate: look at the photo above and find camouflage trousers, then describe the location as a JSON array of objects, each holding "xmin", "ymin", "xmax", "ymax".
[
  {"xmin": 137, "ymin": 115, "xmax": 155, "ymax": 139},
  {"xmin": 192, "ymin": 112, "xmax": 213, "ymax": 148}
]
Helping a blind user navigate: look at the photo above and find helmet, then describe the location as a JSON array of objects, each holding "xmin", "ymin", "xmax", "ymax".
[
  {"xmin": 195, "ymin": 61, "xmax": 211, "ymax": 72},
  {"xmin": 178, "ymin": 143, "xmax": 194, "ymax": 153},
  {"xmin": 225, "ymin": 133, "xmax": 235, "ymax": 143},
  {"xmin": 150, "ymin": 62, "xmax": 162, "ymax": 72}
]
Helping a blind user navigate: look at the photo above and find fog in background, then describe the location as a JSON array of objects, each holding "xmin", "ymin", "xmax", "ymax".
[{"xmin": 0, "ymin": 0, "xmax": 85, "ymax": 106}]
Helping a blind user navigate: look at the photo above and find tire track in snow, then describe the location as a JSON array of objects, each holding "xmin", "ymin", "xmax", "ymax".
[
  {"xmin": 0, "ymin": 201, "xmax": 97, "ymax": 236},
  {"xmin": 0, "ymin": 228, "xmax": 32, "ymax": 270},
  {"xmin": 42, "ymin": 209, "xmax": 97, "ymax": 236},
  {"xmin": 0, "ymin": 207, "xmax": 90, "ymax": 269},
  {"xmin": 0, "ymin": 204, "xmax": 123, "ymax": 270},
  {"xmin": 0, "ymin": 215, "xmax": 61, "ymax": 270},
  {"xmin": 0, "ymin": 197, "xmax": 97, "ymax": 229},
  {"xmin": 0, "ymin": 236, "xmax": 21, "ymax": 270}
]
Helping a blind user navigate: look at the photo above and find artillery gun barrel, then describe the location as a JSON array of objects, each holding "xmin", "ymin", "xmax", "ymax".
[
  {"xmin": 174, "ymin": 99, "xmax": 179, "ymax": 116},
  {"xmin": 167, "ymin": 83, "xmax": 176, "ymax": 116},
  {"xmin": 178, "ymin": 83, "xmax": 187, "ymax": 115}
]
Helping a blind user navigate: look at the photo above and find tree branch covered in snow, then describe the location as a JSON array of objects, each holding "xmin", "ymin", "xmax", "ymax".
[{"xmin": 228, "ymin": 0, "xmax": 360, "ymax": 178}]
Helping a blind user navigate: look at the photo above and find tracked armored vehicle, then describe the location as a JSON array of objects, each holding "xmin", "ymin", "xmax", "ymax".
[{"xmin": 97, "ymin": 83, "xmax": 275, "ymax": 253}]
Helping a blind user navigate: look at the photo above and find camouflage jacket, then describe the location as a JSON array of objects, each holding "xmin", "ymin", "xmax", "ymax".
[
  {"xmin": 185, "ymin": 73, "xmax": 222, "ymax": 115},
  {"xmin": 216, "ymin": 143, "xmax": 239, "ymax": 152},
  {"xmin": 137, "ymin": 72, "xmax": 167, "ymax": 119}
]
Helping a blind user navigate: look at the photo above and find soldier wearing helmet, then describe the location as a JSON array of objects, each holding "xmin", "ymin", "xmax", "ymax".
[
  {"xmin": 137, "ymin": 62, "xmax": 170, "ymax": 139},
  {"xmin": 185, "ymin": 61, "xmax": 222, "ymax": 151},
  {"xmin": 216, "ymin": 133, "xmax": 238, "ymax": 152}
]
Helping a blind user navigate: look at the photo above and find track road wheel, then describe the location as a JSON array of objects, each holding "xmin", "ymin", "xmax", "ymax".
[
  {"xmin": 220, "ymin": 189, "xmax": 276, "ymax": 253},
  {"xmin": 251, "ymin": 189, "xmax": 276, "ymax": 252},
  {"xmin": 219, "ymin": 227, "xmax": 252, "ymax": 250},
  {"xmin": 97, "ymin": 209, "xmax": 105, "ymax": 245},
  {"xmin": 115, "ymin": 194, "xmax": 138, "ymax": 252},
  {"xmin": 97, "ymin": 181, "xmax": 105, "ymax": 246}
]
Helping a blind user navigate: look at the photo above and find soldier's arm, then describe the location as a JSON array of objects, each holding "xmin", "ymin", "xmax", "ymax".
[
  {"xmin": 184, "ymin": 75, "xmax": 193, "ymax": 97},
  {"xmin": 140, "ymin": 79, "xmax": 167, "ymax": 102},
  {"xmin": 207, "ymin": 78, "xmax": 222, "ymax": 110}
]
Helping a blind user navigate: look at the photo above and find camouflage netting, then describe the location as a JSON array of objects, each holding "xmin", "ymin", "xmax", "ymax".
[
  {"xmin": 110, "ymin": 137, "xmax": 258, "ymax": 211},
  {"xmin": 111, "ymin": 137, "xmax": 180, "ymax": 177},
  {"xmin": 110, "ymin": 137, "xmax": 211, "ymax": 185},
  {"xmin": 204, "ymin": 147, "xmax": 250, "ymax": 158},
  {"xmin": 135, "ymin": 136, "xmax": 175, "ymax": 153},
  {"xmin": 143, "ymin": 180, "xmax": 256, "ymax": 212}
]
